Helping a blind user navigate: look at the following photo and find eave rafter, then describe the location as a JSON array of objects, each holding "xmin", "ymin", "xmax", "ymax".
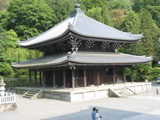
[{"xmin": 22, "ymin": 30, "xmax": 138, "ymax": 50}]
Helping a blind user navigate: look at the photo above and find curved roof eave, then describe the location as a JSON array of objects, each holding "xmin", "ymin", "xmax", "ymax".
[
  {"xmin": 18, "ymin": 17, "xmax": 75, "ymax": 47},
  {"xmin": 69, "ymin": 29, "xmax": 142, "ymax": 43},
  {"xmin": 11, "ymin": 60, "xmax": 70, "ymax": 69},
  {"xmin": 18, "ymin": 29, "xmax": 141, "ymax": 48},
  {"xmin": 11, "ymin": 52, "xmax": 153, "ymax": 69}
]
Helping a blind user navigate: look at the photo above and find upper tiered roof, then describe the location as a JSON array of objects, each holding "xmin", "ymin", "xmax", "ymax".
[{"xmin": 18, "ymin": 4, "xmax": 143, "ymax": 48}]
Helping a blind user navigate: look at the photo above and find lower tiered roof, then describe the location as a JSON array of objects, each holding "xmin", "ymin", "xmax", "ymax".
[{"xmin": 11, "ymin": 51, "xmax": 152, "ymax": 69}]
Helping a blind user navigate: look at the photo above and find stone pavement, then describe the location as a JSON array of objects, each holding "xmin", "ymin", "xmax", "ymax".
[{"xmin": 0, "ymin": 82, "xmax": 160, "ymax": 120}]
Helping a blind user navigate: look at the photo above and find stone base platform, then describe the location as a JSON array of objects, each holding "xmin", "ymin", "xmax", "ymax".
[
  {"xmin": 0, "ymin": 103, "xmax": 17, "ymax": 112},
  {"xmin": 15, "ymin": 82, "xmax": 152, "ymax": 102}
]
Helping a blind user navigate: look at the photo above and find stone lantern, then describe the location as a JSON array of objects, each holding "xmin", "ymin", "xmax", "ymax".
[{"xmin": 0, "ymin": 78, "xmax": 6, "ymax": 96}]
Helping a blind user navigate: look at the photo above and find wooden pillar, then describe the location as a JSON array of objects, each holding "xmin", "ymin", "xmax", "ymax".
[
  {"xmin": 72, "ymin": 69, "xmax": 75, "ymax": 89},
  {"xmin": 53, "ymin": 71, "xmax": 56, "ymax": 88},
  {"xmin": 131, "ymin": 68, "xmax": 134, "ymax": 83},
  {"xmin": 39, "ymin": 71, "xmax": 42, "ymax": 86},
  {"xmin": 122, "ymin": 67, "xmax": 126, "ymax": 83},
  {"xmin": 63, "ymin": 70, "xmax": 66, "ymax": 88},
  {"xmin": 97, "ymin": 69, "xmax": 100, "ymax": 87},
  {"xmin": 42, "ymin": 71, "xmax": 45, "ymax": 88},
  {"xmin": 35, "ymin": 71, "xmax": 37, "ymax": 86},
  {"xmin": 84, "ymin": 68, "xmax": 87, "ymax": 88},
  {"xmin": 113, "ymin": 68, "xmax": 116, "ymax": 85},
  {"xmin": 29, "ymin": 69, "xmax": 32, "ymax": 87}
]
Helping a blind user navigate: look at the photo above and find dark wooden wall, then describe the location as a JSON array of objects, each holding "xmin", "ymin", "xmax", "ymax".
[{"xmin": 44, "ymin": 67, "xmax": 118, "ymax": 87}]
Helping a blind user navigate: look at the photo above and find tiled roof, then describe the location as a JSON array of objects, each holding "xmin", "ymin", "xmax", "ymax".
[
  {"xmin": 18, "ymin": 10, "xmax": 143, "ymax": 47},
  {"xmin": 11, "ymin": 51, "xmax": 152, "ymax": 69}
]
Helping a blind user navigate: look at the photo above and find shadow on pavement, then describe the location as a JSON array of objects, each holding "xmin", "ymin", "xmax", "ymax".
[{"xmin": 41, "ymin": 106, "xmax": 160, "ymax": 120}]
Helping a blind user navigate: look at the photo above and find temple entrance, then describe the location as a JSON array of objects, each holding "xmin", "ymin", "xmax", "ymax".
[
  {"xmin": 66, "ymin": 70, "xmax": 72, "ymax": 87},
  {"xmin": 106, "ymin": 68, "xmax": 114, "ymax": 84},
  {"xmin": 75, "ymin": 69, "xmax": 84, "ymax": 87},
  {"xmin": 116, "ymin": 68, "xmax": 123, "ymax": 83},
  {"xmin": 45, "ymin": 71, "xmax": 53, "ymax": 87},
  {"xmin": 55, "ymin": 70, "xmax": 63, "ymax": 87},
  {"xmin": 86, "ymin": 69, "xmax": 93, "ymax": 86}
]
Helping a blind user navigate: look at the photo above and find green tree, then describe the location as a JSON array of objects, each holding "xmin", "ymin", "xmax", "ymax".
[
  {"xmin": 45, "ymin": 0, "xmax": 74, "ymax": 24},
  {"xmin": 87, "ymin": 7, "xmax": 103, "ymax": 23},
  {"xmin": 133, "ymin": 0, "xmax": 160, "ymax": 12},
  {"xmin": 126, "ymin": 63, "xmax": 152, "ymax": 82},
  {"xmin": 86, "ymin": 5, "xmax": 112, "ymax": 26},
  {"xmin": 119, "ymin": 11, "xmax": 145, "ymax": 56},
  {"xmin": 79, "ymin": 0, "xmax": 107, "ymax": 10},
  {"xmin": 0, "ymin": 27, "xmax": 18, "ymax": 76},
  {"xmin": 0, "ymin": 26, "xmax": 41, "ymax": 77},
  {"xmin": 110, "ymin": 9, "xmax": 127, "ymax": 29},
  {"xmin": 0, "ymin": 0, "xmax": 10, "ymax": 11},
  {"xmin": 6, "ymin": 0, "xmax": 56, "ymax": 39},
  {"xmin": 124, "ymin": 11, "xmax": 141, "ymax": 34},
  {"xmin": 107, "ymin": 0, "xmax": 133, "ymax": 11},
  {"xmin": 139, "ymin": 8, "xmax": 160, "ymax": 58},
  {"xmin": 146, "ymin": 5, "xmax": 160, "ymax": 28},
  {"xmin": 101, "ymin": 5, "xmax": 113, "ymax": 26}
]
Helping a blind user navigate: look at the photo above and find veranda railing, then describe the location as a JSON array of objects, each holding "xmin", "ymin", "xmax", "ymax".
[{"xmin": 0, "ymin": 93, "xmax": 16, "ymax": 104}]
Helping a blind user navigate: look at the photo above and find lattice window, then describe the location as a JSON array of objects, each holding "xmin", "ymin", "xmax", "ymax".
[
  {"xmin": 111, "ymin": 43, "xmax": 125, "ymax": 50},
  {"xmin": 101, "ymin": 41, "xmax": 110, "ymax": 50},
  {"xmin": 85, "ymin": 40, "xmax": 94, "ymax": 49}
]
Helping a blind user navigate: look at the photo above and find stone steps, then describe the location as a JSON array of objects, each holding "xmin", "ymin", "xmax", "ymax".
[
  {"xmin": 108, "ymin": 87, "xmax": 136, "ymax": 97},
  {"xmin": 22, "ymin": 89, "xmax": 42, "ymax": 99}
]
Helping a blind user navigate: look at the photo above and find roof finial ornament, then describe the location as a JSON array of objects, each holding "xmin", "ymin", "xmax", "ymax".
[
  {"xmin": 70, "ymin": 3, "xmax": 84, "ymax": 17},
  {"xmin": 75, "ymin": 3, "xmax": 80, "ymax": 9}
]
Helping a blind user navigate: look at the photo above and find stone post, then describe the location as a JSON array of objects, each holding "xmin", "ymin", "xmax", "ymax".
[{"xmin": 0, "ymin": 78, "xmax": 6, "ymax": 96}]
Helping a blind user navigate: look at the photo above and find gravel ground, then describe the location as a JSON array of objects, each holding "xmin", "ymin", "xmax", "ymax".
[{"xmin": 0, "ymin": 82, "xmax": 160, "ymax": 120}]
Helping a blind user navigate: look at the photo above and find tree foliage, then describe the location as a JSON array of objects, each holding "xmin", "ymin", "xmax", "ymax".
[
  {"xmin": 6, "ymin": 0, "xmax": 56, "ymax": 39},
  {"xmin": 0, "ymin": 0, "xmax": 160, "ymax": 82},
  {"xmin": 110, "ymin": 9, "xmax": 127, "ymax": 29},
  {"xmin": 87, "ymin": 4, "xmax": 112, "ymax": 26},
  {"xmin": 119, "ymin": 11, "xmax": 145, "ymax": 56},
  {"xmin": 45, "ymin": 0, "xmax": 74, "ymax": 24},
  {"xmin": 79, "ymin": 0, "xmax": 107, "ymax": 10},
  {"xmin": 139, "ymin": 8, "xmax": 160, "ymax": 58},
  {"xmin": 146, "ymin": 5, "xmax": 160, "ymax": 28},
  {"xmin": 107, "ymin": 0, "xmax": 133, "ymax": 10},
  {"xmin": 0, "ymin": 0, "xmax": 10, "ymax": 11},
  {"xmin": 133, "ymin": 0, "xmax": 160, "ymax": 12}
]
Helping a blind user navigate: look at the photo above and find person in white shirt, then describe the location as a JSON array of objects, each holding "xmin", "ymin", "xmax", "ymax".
[{"xmin": 95, "ymin": 109, "xmax": 102, "ymax": 120}]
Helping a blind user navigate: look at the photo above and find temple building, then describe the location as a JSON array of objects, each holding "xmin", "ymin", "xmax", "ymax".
[{"xmin": 12, "ymin": 4, "xmax": 152, "ymax": 90}]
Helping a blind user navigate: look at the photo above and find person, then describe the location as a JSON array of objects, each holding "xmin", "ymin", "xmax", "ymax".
[
  {"xmin": 95, "ymin": 109, "xmax": 102, "ymax": 120},
  {"xmin": 92, "ymin": 107, "xmax": 96, "ymax": 120}
]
